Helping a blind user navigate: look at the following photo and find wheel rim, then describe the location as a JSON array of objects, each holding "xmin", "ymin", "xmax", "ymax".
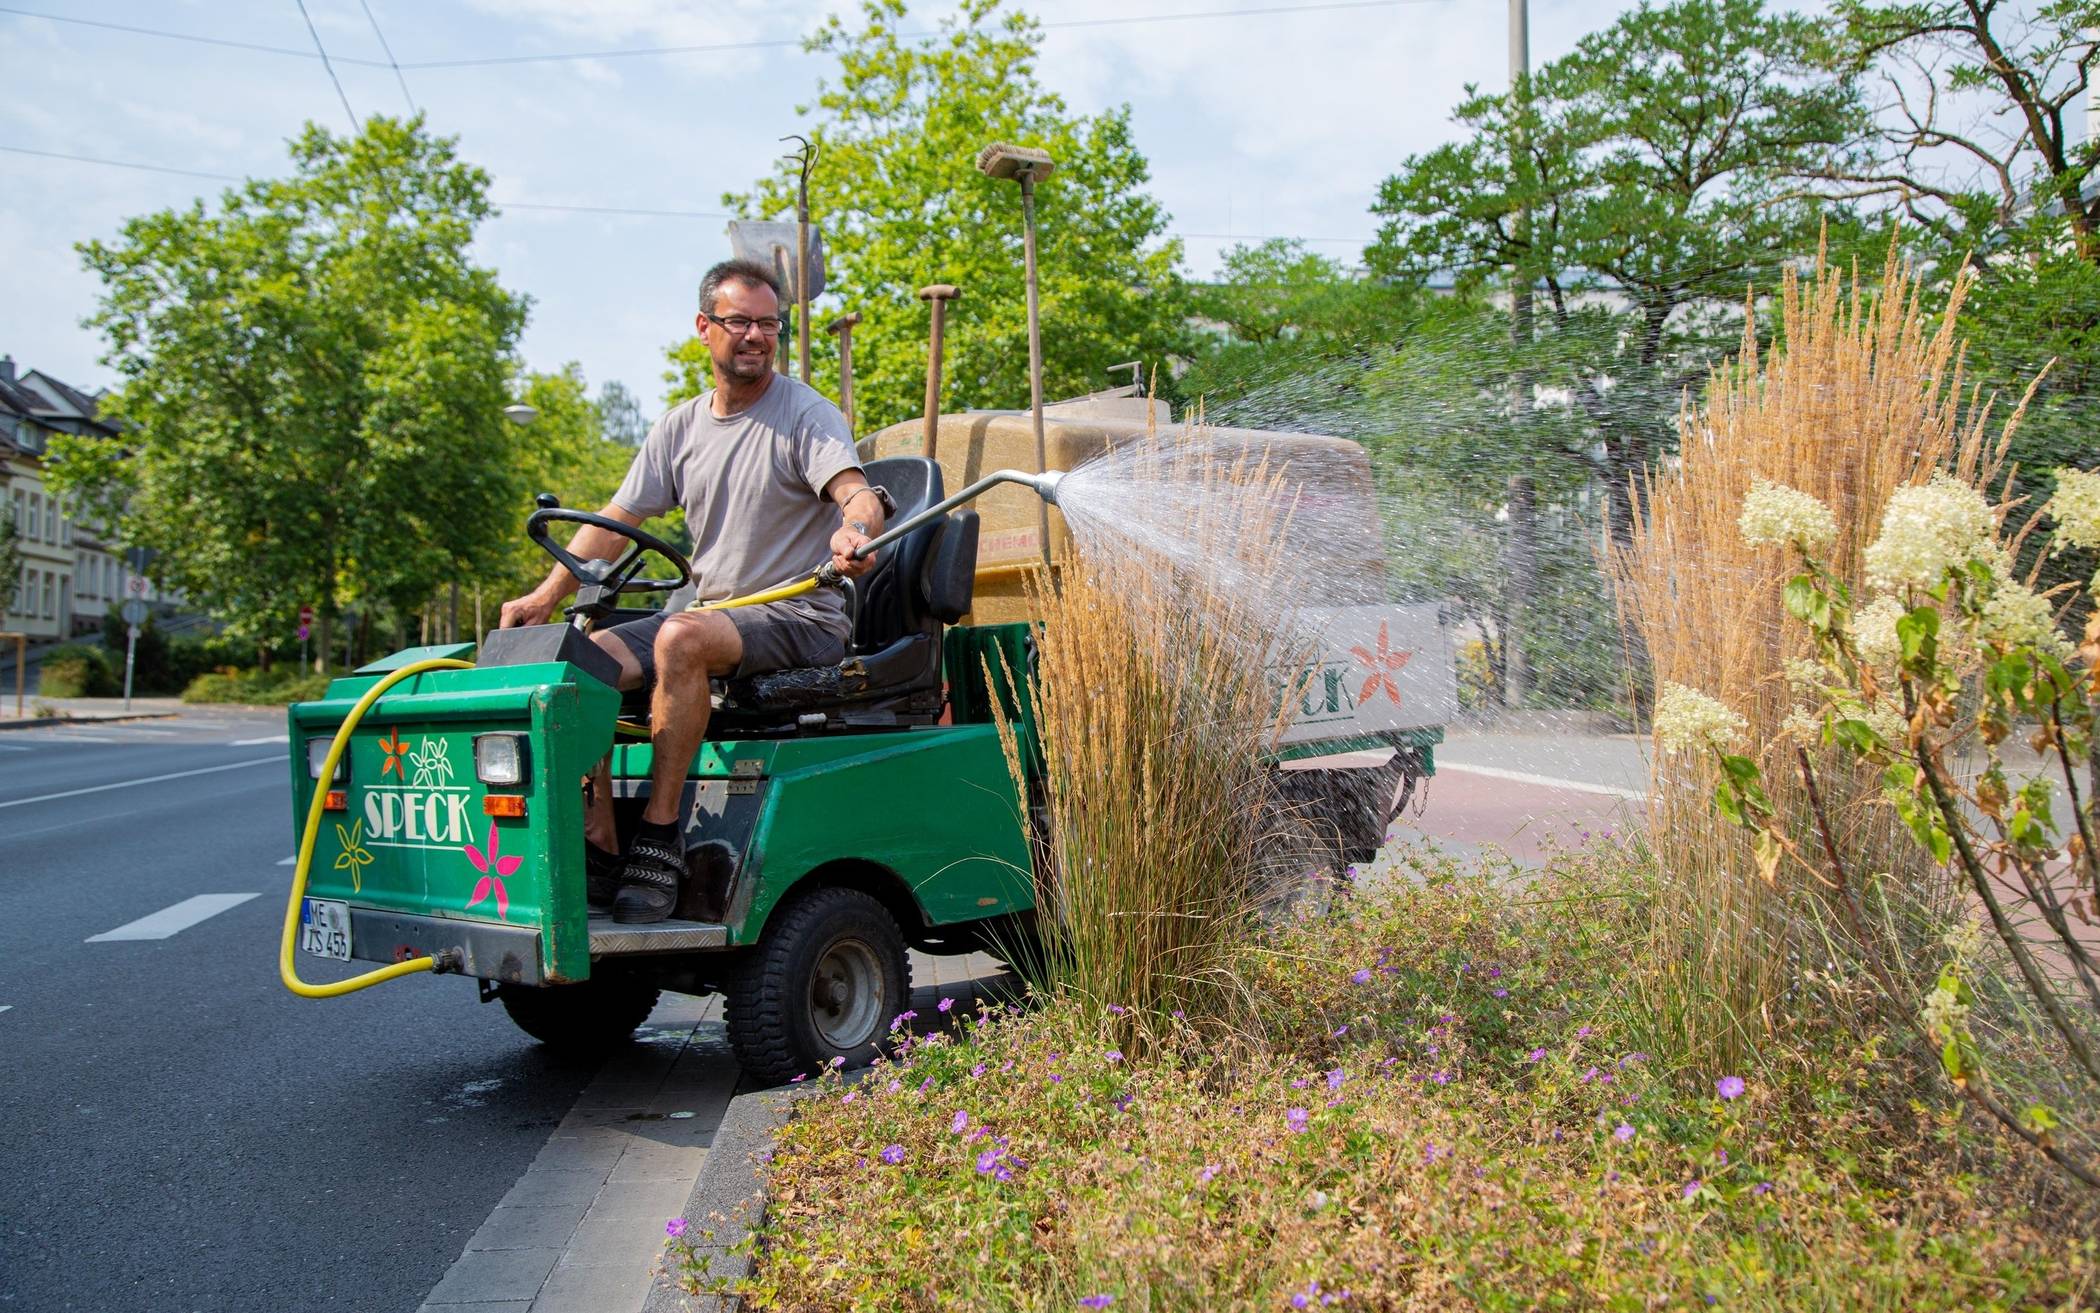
[{"xmin": 807, "ymin": 936, "xmax": 885, "ymax": 1052}]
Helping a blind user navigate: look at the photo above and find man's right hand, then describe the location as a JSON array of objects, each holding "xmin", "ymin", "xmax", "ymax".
[{"xmin": 498, "ymin": 587, "xmax": 563, "ymax": 629}]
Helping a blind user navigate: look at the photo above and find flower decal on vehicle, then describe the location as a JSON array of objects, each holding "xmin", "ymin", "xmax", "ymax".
[
  {"xmin": 407, "ymin": 736, "xmax": 454, "ymax": 788},
  {"xmin": 1350, "ymin": 620, "xmax": 1413, "ymax": 707},
  {"xmin": 333, "ymin": 819, "xmax": 375, "ymax": 892},
  {"xmin": 377, "ymin": 728, "xmax": 413, "ymax": 777},
  {"xmin": 464, "ymin": 820, "xmax": 522, "ymax": 920}
]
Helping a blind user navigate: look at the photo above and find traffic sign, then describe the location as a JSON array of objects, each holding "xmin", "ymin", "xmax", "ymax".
[
  {"xmin": 127, "ymin": 576, "xmax": 147, "ymax": 596},
  {"xmin": 299, "ymin": 605, "xmax": 314, "ymax": 625},
  {"xmin": 297, "ymin": 623, "xmax": 310, "ymax": 641},
  {"xmin": 120, "ymin": 599, "xmax": 148, "ymax": 625}
]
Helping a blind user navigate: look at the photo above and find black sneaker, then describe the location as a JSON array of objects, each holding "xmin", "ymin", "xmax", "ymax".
[
  {"xmin": 585, "ymin": 843, "xmax": 622, "ymax": 915},
  {"xmin": 612, "ymin": 828, "xmax": 684, "ymax": 924}
]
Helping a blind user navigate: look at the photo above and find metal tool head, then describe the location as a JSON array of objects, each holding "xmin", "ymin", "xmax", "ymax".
[
  {"xmin": 974, "ymin": 143, "xmax": 1057, "ymax": 182},
  {"xmin": 918, "ymin": 283, "xmax": 962, "ymax": 302},
  {"xmin": 825, "ymin": 312, "xmax": 862, "ymax": 334}
]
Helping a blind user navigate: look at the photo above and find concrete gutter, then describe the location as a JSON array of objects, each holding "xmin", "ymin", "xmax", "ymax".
[{"xmin": 641, "ymin": 1084, "xmax": 815, "ymax": 1313}]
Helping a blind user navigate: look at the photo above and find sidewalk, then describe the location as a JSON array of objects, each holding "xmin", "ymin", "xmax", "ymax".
[{"xmin": 0, "ymin": 694, "xmax": 188, "ymax": 730}]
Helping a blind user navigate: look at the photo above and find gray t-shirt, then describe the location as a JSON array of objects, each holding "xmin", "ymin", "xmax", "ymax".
[{"xmin": 611, "ymin": 374, "xmax": 861, "ymax": 633}]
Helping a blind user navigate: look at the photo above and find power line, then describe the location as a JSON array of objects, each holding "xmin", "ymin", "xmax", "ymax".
[
  {"xmin": 3, "ymin": 1, "xmax": 1453, "ymax": 73},
  {"xmin": 292, "ymin": 0, "xmax": 358, "ymax": 130},
  {"xmin": 357, "ymin": 0, "xmax": 417, "ymax": 114},
  {"xmin": 1, "ymin": 144, "xmax": 1369, "ymax": 244}
]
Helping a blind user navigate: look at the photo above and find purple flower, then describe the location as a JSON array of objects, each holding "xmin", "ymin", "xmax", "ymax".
[
  {"xmin": 829, "ymin": 1055, "xmax": 846, "ymax": 1067},
  {"xmin": 937, "ymin": 997, "xmax": 954, "ymax": 1013},
  {"xmin": 1752, "ymin": 1181, "xmax": 1774, "ymax": 1195},
  {"xmin": 970, "ymin": 1063, "xmax": 986, "ymax": 1078},
  {"xmin": 1488, "ymin": 966, "xmax": 1502, "ymax": 978},
  {"xmin": 951, "ymin": 1110, "xmax": 969, "ymax": 1135},
  {"xmin": 1716, "ymin": 1075, "xmax": 1745, "ymax": 1100},
  {"xmin": 1113, "ymin": 1091, "xmax": 1134, "ymax": 1113},
  {"xmin": 1576, "ymin": 1026, "xmax": 1593, "ymax": 1039},
  {"xmin": 1581, "ymin": 1066, "xmax": 1599, "ymax": 1084},
  {"xmin": 1682, "ymin": 1179, "xmax": 1701, "ymax": 1199},
  {"xmin": 1493, "ymin": 988, "xmax": 1509, "ymax": 998},
  {"xmin": 665, "ymin": 1217, "xmax": 688, "ymax": 1238},
  {"xmin": 1286, "ymin": 1107, "xmax": 1309, "ymax": 1134},
  {"xmin": 1049, "ymin": 1073, "xmax": 1063, "ymax": 1084},
  {"xmin": 1331, "ymin": 1025, "xmax": 1348, "ymax": 1038},
  {"xmin": 1326, "ymin": 1069, "xmax": 1345, "ymax": 1092},
  {"xmin": 918, "ymin": 1076, "xmax": 934, "ymax": 1093},
  {"xmin": 1108, "ymin": 1003, "xmax": 1126, "ymax": 1015},
  {"xmin": 1080, "ymin": 1298, "xmax": 1115, "ymax": 1309},
  {"xmin": 1171, "ymin": 1009, "xmax": 1186, "ymax": 1020},
  {"xmin": 1431, "ymin": 1071, "xmax": 1450, "ymax": 1085},
  {"xmin": 975, "ymin": 1147, "xmax": 1000, "ymax": 1174},
  {"xmin": 1105, "ymin": 1050, "xmax": 1123, "ymax": 1063},
  {"xmin": 1351, "ymin": 968, "xmax": 1372, "ymax": 985},
  {"xmin": 1527, "ymin": 1048, "xmax": 1546, "ymax": 1063},
  {"xmin": 789, "ymin": 1072, "xmax": 807, "ymax": 1083},
  {"xmin": 1614, "ymin": 1124, "xmax": 1635, "ymax": 1142},
  {"xmin": 881, "ymin": 1144, "xmax": 905, "ymax": 1165},
  {"xmin": 1197, "ymin": 1163, "xmax": 1220, "ymax": 1184},
  {"xmin": 1423, "ymin": 1141, "xmax": 1444, "ymax": 1162},
  {"xmin": 992, "ymin": 1164, "xmax": 1013, "ymax": 1182},
  {"xmin": 1291, "ymin": 1077, "xmax": 1310, "ymax": 1089}
]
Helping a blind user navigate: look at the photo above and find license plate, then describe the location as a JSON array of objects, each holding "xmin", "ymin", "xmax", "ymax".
[{"xmin": 300, "ymin": 898, "xmax": 353, "ymax": 961}]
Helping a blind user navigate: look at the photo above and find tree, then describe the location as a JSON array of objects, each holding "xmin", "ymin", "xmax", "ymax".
[
  {"xmin": 1369, "ymin": 0, "xmax": 1867, "ymax": 541},
  {"xmin": 678, "ymin": 0, "xmax": 1192, "ymax": 429},
  {"xmin": 493, "ymin": 364, "xmax": 657, "ymax": 598},
  {"xmin": 52, "ymin": 117, "xmax": 530, "ymax": 666},
  {"xmin": 0, "ymin": 503, "xmax": 17, "ymax": 629},
  {"xmin": 594, "ymin": 379, "xmax": 649, "ymax": 447}
]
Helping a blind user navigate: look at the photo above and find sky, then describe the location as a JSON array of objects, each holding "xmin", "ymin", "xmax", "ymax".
[{"xmin": 1, "ymin": 0, "xmax": 1619, "ymax": 412}]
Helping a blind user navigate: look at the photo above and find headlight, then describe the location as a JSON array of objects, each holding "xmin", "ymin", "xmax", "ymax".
[
  {"xmin": 307, "ymin": 736, "xmax": 347, "ymax": 781},
  {"xmin": 475, "ymin": 734, "xmax": 529, "ymax": 787}
]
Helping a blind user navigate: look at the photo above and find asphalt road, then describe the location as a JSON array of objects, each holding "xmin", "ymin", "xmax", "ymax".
[{"xmin": 0, "ymin": 712, "xmax": 601, "ymax": 1313}]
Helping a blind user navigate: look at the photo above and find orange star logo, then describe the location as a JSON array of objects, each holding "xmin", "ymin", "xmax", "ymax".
[
  {"xmin": 378, "ymin": 728, "xmax": 413, "ymax": 777},
  {"xmin": 1350, "ymin": 621, "xmax": 1412, "ymax": 706}
]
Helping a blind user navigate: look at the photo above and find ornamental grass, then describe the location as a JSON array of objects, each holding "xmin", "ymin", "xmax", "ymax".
[
  {"xmin": 1609, "ymin": 238, "xmax": 2024, "ymax": 1076},
  {"xmin": 985, "ymin": 436, "xmax": 1322, "ymax": 1031}
]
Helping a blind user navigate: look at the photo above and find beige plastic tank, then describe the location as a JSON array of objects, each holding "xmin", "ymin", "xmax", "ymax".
[{"xmin": 858, "ymin": 402, "xmax": 1383, "ymax": 625}]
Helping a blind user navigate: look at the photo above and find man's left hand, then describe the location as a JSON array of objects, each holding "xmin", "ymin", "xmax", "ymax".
[{"xmin": 830, "ymin": 525, "xmax": 876, "ymax": 579}]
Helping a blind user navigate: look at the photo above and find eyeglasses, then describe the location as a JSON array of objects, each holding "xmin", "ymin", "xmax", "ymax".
[{"xmin": 705, "ymin": 312, "xmax": 786, "ymax": 337}]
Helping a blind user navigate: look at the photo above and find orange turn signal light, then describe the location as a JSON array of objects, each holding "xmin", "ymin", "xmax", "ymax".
[
  {"xmin": 323, "ymin": 790, "xmax": 348, "ymax": 811},
  {"xmin": 483, "ymin": 794, "xmax": 527, "ymax": 818}
]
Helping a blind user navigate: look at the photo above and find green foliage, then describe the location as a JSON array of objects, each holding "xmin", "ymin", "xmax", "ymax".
[
  {"xmin": 592, "ymin": 378, "xmax": 648, "ymax": 447},
  {"xmin": 737, "ymin": 844, "xmax": 2092, "ymax": 1309},
  {"xmin": 53, "ymin": 116, "xmax": 531, "ymax": 649},
  {"xmin": 0, "ymin": 503, "xmax": 19, "ymax": 627},
  {"xmin": 181, "ymin": 665, "xmax": 332, "ymax": 706},
  {"xmin": 36, "ymin": 644, "xmax": 118, "ymax": 698},
  {"xmin": 491, "ymin": 363, "xmax": 654, "ymax": 599},
  {"xmin": 694, "ymin": 0, "xmax": 1192, "ymax": 430},
  {"xmin": 1369, "ymin": 0, "xmax": 1867, "ymax": 537}
]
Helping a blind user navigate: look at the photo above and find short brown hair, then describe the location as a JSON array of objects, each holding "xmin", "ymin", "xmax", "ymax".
[{"xmin": 698, "ymin": 258, "xmax": 784, "ymax": 314}]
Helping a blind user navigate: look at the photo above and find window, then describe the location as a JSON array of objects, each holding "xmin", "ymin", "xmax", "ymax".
[
  {"xmin": 44, "ymin": 570, "xmax": 57, "ymax": 618},
  {"xmin": 27, "ymin": 493, "xmax": 40, "ymax": 543},
  {"xmin": 24, "ymin": 570, "xmax": 38, "ymax": 619}
]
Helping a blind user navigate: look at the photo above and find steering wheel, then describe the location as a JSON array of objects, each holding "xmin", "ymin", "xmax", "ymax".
[{"xmin": 525, "ymin": 495, "xmax": 693, "ymax": 599}]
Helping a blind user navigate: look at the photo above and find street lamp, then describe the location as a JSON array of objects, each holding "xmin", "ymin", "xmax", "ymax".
[{"xmin": 501, "ymin": 403, "xmax": 539, "ymax": 425}]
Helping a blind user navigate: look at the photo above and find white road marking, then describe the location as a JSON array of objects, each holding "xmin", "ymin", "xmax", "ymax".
[
  {"xmin": 0, "ymin": 756, "xmax": 279, "ymax": 810},
  {"xmin": 86, "ymin": 893, "xmax": 262, "ymax": 942},
  {"xmin": 277, "ymin": 855, "xmax": 298, "ymax": 866},
  {"xmin": 0, "ymin": 743, "xmax": 26, "ymax": 752},
  {"xmin": 0, "ymin": 1005, "xmax": 12, "ymax": 1013},
  {"xmin": 1435, "ymin": 760, "xmax": 1647, "ymax": 801},
  {"xmin": 119, "ymin": 727, "xmax": 178, "ymax": 737},
  {"xmin": 232, "ymin": 735, "xmax": 290, "ymax": 746},
  {"xmin": 23, "ymin": 732, "xmax": 116, "ymax": 744}
]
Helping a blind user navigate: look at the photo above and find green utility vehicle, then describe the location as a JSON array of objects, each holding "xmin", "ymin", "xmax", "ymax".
[{"xmin": 284, "ymin": 453, "xmax": 1453, "ymax": 1082}]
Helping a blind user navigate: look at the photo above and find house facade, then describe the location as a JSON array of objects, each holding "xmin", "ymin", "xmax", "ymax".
[{"xmin": 0, "ymin": 356, "xmax": 173, "ymax": 641}]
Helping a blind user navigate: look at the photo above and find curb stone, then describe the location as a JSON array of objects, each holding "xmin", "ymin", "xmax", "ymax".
[
  {"xmin": 642, "ymin": 1082, "xmax": 817, "ymax": 1313},
  {"xmin": 0, "ymin": 711, "xmax": 181, "ymax": 731}
]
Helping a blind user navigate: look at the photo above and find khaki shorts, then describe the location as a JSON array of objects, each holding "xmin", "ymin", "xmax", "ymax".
[{"xmin": 606, "ymin": 601, "xmax": 848, "ymax": 683}]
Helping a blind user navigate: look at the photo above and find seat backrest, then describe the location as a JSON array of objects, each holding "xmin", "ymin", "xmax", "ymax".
[{"xmin": 849, "ymin": 456, "xmax": 945, "ymax": 654}]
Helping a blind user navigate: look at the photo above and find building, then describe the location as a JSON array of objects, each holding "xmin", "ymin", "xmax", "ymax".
[{"xmin": 0, "ymin": 356, "xmax": 173, "ymax": 641}]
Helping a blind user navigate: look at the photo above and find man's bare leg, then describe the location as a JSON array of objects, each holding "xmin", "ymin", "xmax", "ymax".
[
  {"xmin": 575, "ymin": 627, "xmax": 649, "ymax": 909},
  {"xmin": 612, "ymin": 611, "xmax": 743, "ymax": 922}
]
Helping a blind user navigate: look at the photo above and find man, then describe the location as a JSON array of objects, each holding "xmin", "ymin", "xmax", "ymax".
[{"xmin": 499, "ymin": 258, "xmax": 887, "ymax": 923}]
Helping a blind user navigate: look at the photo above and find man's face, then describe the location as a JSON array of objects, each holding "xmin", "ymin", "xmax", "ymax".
[{"xmin": 697, "ymin": 278, "xmax": 781, "ymax": 385}]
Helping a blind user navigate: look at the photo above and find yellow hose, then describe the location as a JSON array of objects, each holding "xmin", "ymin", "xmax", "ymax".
[{"xmin": 280, "ymin": 657, "xmax": 475, "ymax": 998}]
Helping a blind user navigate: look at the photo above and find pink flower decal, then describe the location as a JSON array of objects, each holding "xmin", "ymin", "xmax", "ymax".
[{"xmin": 464, "ymin": 821, "xmax": 522, "ymax": 920}]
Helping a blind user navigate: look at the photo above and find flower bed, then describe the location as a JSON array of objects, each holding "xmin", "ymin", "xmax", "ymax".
[{"xmin": 702, "ymin": 843, "xmax": 2092, "ymax": 1310}]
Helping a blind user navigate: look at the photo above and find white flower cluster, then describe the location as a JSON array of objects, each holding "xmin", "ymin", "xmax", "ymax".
[
  {"xmin": 2047, "ymin": 466, "xmax": 2100, "ymax": 552},
  {"xmin": 1779, "ymin": 706, "xmax": 1822, "ymax": 745},
  {"xmin": 1852, "ymin": 596, "xmax": 1907, "ymax": 669},
  {"xmin": 1783, "ymin": 657, "xmax": 1826, "ymax": 693},
  {"xmin": 1919, "ymin": 983, "xmax": 1969, "ymax": 1043},
  {"xmin": 1739, "ymin": 479, "xmax": 1838, "ymax": 550},
  {"xmin": 1862, "ymin": 474, "xmax": 1997, "ymax": 591},
  {"xmin": 1941, "ymin": 918, "xmax": 1985, "ymax": 962},
  {"xmin": 1653, "ymin": 682, "xmax": 1747, "ymax": 754},
  {"xmin": 1976, "ymin": 563, "xmax": 2070, "ymax": 658}
]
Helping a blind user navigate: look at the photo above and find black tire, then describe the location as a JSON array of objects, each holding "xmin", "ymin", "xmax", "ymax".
[
  {"xmin": 497, "ymin": 971, "xmax": 660, "ymax": 1057},
  {"xmin": 726, "ymin": 887, "xmax": 911, "ymax": 1086}
]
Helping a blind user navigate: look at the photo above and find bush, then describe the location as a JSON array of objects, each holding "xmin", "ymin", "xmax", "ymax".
[
  {"xmin": 182, "ymin": 666, "xmax": 331, "ymax": 705},
  {"xmin": 36, "ymin": 643, "xmax": 119, "ymax": 697}
]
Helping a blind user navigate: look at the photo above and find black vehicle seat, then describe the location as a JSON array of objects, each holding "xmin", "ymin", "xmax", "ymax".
[{"xmin": 713, "ymin": 455, "xmax": 976, "ymax": 730}]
